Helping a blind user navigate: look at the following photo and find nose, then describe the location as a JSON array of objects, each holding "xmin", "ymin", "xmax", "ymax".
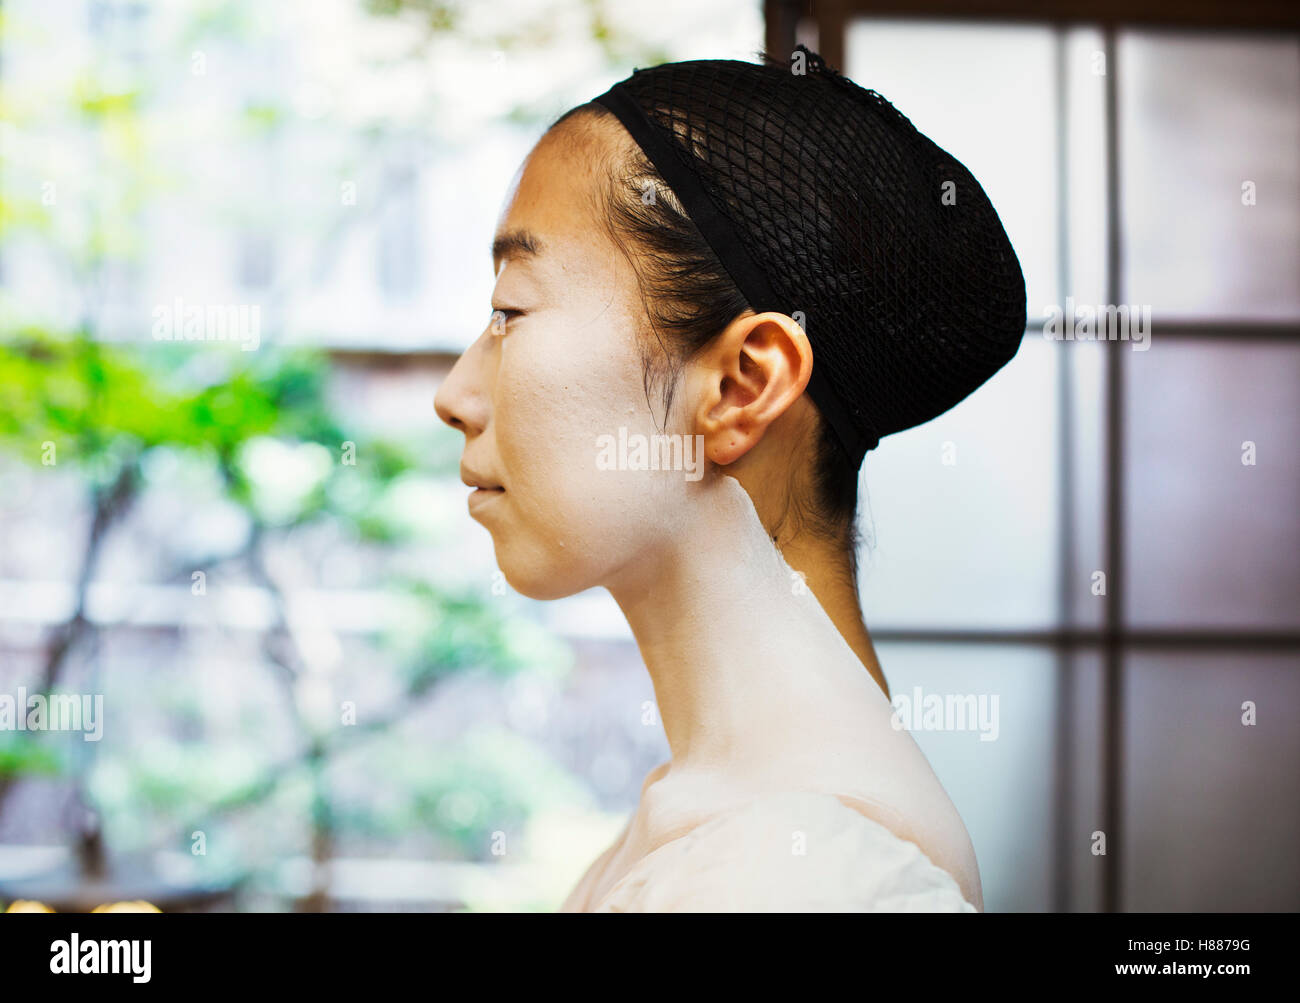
[{"xmin": 434, "ymin": 330, "xmax": 491, "ymax": 436}]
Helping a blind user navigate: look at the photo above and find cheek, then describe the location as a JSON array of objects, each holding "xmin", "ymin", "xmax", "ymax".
[{"xmin": 491, "ymin": 319, "xmax": 686, "ymax": 569}]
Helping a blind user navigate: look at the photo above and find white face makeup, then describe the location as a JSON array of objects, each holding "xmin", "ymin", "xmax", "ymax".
[{"xmin": 434, "ymin": 119, "xmax": 703, "ymax": 600}]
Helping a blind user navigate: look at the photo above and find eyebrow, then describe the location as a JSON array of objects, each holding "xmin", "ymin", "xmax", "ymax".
[{"xmin": 491, "ymin": 229, "xmax": 544, "ymax": 268}]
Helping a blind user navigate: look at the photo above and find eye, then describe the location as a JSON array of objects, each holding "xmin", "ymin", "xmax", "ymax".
[{"xmin": 489, "ymin": 308, "xmax": 522, "ymax": 336}]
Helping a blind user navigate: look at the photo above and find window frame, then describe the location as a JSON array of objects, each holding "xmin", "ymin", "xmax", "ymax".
[{"xmin": 767, "ymin": 1, "xmax": 1300, "ymax": 912}]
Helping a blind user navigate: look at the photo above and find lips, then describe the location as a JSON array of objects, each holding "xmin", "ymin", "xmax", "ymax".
[
  {"xmin": 460, "ymin": 465, "xmax": 504, "ymax": 492},
  {"xmin": 466, "ymin": 486, "xmax": 504, "ymax": 518},
  {"xmin": 460, "ymin": 465, "xmax": 505, "ymax": 517}
]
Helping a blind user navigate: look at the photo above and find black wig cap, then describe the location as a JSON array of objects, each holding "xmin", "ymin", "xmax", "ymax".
[{"xmin": 591, "ymin": 45, "xmax": 1027, "ymax": 465}]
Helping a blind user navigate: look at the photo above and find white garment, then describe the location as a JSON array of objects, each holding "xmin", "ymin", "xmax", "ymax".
[{"xmin": 590, "ymin": 790, "xmax": 978, "ymax": 913}]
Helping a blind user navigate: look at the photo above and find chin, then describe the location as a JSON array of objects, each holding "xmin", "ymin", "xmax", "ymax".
[{"xmin": 491, "ymin": 541, "xmax": 593, "ymax": 601}]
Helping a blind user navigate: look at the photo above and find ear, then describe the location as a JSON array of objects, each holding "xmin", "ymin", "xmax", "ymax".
[{"xmin": 688, "ymin": 311, "xmax": 814, "ymax": 465}]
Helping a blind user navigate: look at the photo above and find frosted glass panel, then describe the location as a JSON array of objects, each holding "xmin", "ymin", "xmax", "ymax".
[
  {"xmin": 1064, "ymin": 26, "xmax": 1109, "ymax": 310},
  {"xmin": 1063, "ymin": 338, "xmax": 1107, "ymax": 629},
  {"xmin": 846, "ymin": 20, "xmax": 1058, "ymax": 320},
  {"xmin": 1125, "ymin": 341, "xmax": 1300, "ymax": 628},
  {"xmin": 1123, "ymin": 652, "xmax": 1300, "ymax": 910},
  {"xmin": 858, "ymin": 337, "xmax": 1057, "ymax": 629},
  {"xmin": 876, "ymin": 643, "xmax": 1058, "ymax": 912},
  {"xmin": 1118, "ymin": 33, "xmax": 1300, "ymax": 319}
]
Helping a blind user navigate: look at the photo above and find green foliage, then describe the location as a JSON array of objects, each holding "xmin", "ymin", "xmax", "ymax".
[
  {"xmin": 0, "ymin": 330, "xmax": 332, "ymax": 459},
  {"xmin": 91, "ymin": 738, "xmax": 268, "ymax": 825},
  {"xmin": 0, "ymin": 330, "xmax": 434, "ymax": 537},
  {"xmin": 0, "ymin": 324, "xmax": 579, "ymax": 893},
  {"xmin": 0, "ymin": 736, "xmax": 64, "ymax": 780},
  {"xmin": 340, "ymin": 725, "xmax": 590, "ymax": 858},
  {"xmin": 390, "ymin": 582, "xmax": 572, "ymax": 689},
  {"xmin": 0, "ymin": 0, "xmax": 617, "ymax": 901}
]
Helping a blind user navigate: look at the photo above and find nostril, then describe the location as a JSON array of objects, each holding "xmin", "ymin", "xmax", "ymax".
[
  {"xmin": 433, "ymin": 353, "xmax": 487, "ymax": 435},
  {"xmin": 435, "ymin": 398, "xmax": 474, "ymax": 436},
  {"xmin": 433, "ymin": 390, "xmax": 458, "ymax": 430}
]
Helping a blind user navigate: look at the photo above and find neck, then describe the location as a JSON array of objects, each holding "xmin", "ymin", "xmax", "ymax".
[
  {"xmin": 606, "ymin": 475, "xmax": 889, "ymax": 770},
  {"xmin": 778, "ymin": 531, "xmax": 890, "ymax": 701}
]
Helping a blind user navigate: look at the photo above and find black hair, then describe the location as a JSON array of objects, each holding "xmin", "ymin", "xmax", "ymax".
[{"xmin": 552, "ymin": 101, "xmax": 863, "ymax": 576}]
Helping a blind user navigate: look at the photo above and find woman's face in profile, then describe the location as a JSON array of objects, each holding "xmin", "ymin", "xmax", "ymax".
[{"xmin": 435, "ymin": 117, "xmax": 696, "ymax": 599}]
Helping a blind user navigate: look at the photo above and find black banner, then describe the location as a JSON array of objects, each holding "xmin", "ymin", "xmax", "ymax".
[{"xmin": 0, "ymin": 912, "xmax": 1285, "ymax": 990}]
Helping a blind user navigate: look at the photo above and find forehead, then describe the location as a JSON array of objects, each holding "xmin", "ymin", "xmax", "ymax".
[{"xmin": 492, "ymin": 116, "xmax": 617, "ymax": 275}]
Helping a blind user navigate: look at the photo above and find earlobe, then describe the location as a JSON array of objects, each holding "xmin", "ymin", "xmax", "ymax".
[{"xmin": 691, "ymin": 312, "xmax": 814, "ymax": 466}]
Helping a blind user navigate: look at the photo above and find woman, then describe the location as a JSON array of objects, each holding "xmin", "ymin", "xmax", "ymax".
[{"xmin": 435, "ymin": 46, "xmax": 1025, "ymax": 912}]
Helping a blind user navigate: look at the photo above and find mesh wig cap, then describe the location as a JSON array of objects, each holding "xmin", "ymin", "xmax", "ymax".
[{"xmin": 591, "ymin": 45, "xmax": 1027, "ymax": 465}]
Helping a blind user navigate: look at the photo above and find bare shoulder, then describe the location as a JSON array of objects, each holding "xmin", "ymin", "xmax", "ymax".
[
  {"xmin": 557, "ymin": 761, "xmax": 671, "ymax": 912},
  {"xmin": 766, "ymin": 715, "xmax": 985, "ymax": 909}
]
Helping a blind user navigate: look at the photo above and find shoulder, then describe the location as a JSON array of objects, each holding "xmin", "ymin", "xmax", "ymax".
[
  {"xmin": 559, "ymin": 761, "xmax": 672, "ymax": 912},
  {"xmin": 591, "ymin": 789, "xmax": 979, "ymax": 913}
]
